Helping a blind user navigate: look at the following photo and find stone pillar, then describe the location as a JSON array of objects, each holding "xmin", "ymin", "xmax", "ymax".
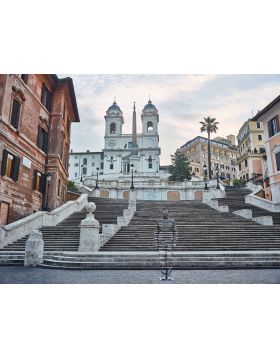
[
  {"xmin": 79, "ymin": 202, "xmax": 100, "ymax": 252},
  {"xmin": 24, "ymin": 229, "xmax": 44, "ymax": 267},
  {"xmin": 128, "ymin": 189, "xmax": 137, "ymax": 210}
]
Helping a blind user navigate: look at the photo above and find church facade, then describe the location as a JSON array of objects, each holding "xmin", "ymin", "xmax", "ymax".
[{"xmin": 69, "ymin": 99, "xmax": 162, "ymax": 181}]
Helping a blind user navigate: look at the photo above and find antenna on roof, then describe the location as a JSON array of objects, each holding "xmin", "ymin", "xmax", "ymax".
[{"xmin": 114, "ymin": 96, "xmax": 116, "ymax": 103}]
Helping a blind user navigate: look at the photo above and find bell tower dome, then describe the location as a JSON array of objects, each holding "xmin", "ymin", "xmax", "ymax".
[
  {"xmin": 104, "ymin": 100, "xmax": 124, "ymax": 137},
  {"xmin": 141, "ymin": 99, "xmax": 159, "ymax": 135}
]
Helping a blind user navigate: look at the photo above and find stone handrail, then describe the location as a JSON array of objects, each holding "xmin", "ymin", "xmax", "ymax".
[
  {"xmin": 246, "ymin": 181, "xmax": 262, "ymax": 193},
  {"xmin": 0, "ymin": 194, "xmax": 88, "ymax": 248},
  {"xmin": 245, "ymin": 193, "xmax": 280, "ymax": 213}
]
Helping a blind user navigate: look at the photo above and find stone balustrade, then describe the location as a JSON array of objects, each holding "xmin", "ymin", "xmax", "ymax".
[
  {"xmin": 245, "ymin": 192, "xmax": 280, "ymax": 213},
  {"xmin": 0, "ymin": 194, "xmax": 88, "ymax": 248}
]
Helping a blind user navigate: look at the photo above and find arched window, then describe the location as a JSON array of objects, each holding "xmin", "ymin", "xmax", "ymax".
[
  {"xmin": 148, "ymin": 155, "xmax": 152, "ymax": 169},
  {"xmin": 110, "ymin": 122, "xmax": 116, "ymax": 134},
  {"xmin": 147, "ymin": 121, "xmax": 153, "ymax": 132}
]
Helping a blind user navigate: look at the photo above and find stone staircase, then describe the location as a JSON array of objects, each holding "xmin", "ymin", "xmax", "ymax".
[
  {"xmin": 213, "ymin": 188, "xmax": 280, "ymax": 225},
  {"xmin": 0, "ymin": 197, "xmax": 128, "ymax": 253},
  {"xmin": 100, "ymin": 200, "xmax": 280, "ymax": 252},
  {"xmin": 38, "ymin": 251, "xmax": 280, "ymax": 269},
  {"xmin": 1, "ymin": 192, "xmax": 280, "ymax": 269}
]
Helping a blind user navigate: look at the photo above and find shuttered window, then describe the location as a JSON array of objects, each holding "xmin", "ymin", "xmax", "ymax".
[
  {"xmin": 268, "ymin": 116, "xmax": 280, "ymax": 138},
  {"xmin": 33, "ymin": 170, "xmax": 46, "ymax": 193},
  {"xmin": 41, "ymin": 83, "xmax": 52, "ymax": 112},
  {"xmin": 37, "ymin": 126, "xmax": 48, "ymax": 153},
  {"xmin": 10, "ymin": 99, "xmax": 21, "ymax": 129},
  {"xmin": 1, "ymin": 149, "xmax": 20, "ymax": 181}
]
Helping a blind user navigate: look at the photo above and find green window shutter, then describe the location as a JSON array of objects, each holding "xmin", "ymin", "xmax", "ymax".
[
  {"xmin": 1, "ymin": 149, "xmax": 8, "ymax": 176},
  {"xmin": 37, "ymin": 126, "xmax": 42, "ymax": 148},
  {"xmin": 12, "ymin": 156, "xmax": 20, "ymax": 181},
  {"xmin": 11, "ymin": 99, "xmax": 21, "ymax": 129}
]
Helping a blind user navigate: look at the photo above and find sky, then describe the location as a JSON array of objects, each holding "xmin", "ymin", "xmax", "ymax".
[{"xmin": 67, "ymin": 74, "xmax": 280, "ymax": 165}]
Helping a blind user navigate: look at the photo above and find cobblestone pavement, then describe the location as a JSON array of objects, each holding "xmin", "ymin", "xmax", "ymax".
[{"xmin": 1, "ymin": 267, "xmax": 280, "ymax": 283}]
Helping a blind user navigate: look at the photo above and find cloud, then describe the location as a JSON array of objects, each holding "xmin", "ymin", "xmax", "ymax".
[{"xmin": 64, "ymin": 74, "xmax": 280, "ymax": 165}]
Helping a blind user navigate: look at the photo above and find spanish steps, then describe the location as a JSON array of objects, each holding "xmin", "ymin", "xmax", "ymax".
[
  {"xmin": 213, "ymin": 188, "xmax": 280, "ymax": 225},
  {"xmin": 0, "ymin": 197, "xmax": 128, "ymax": 252},
  {"xmin": 1, "ymin": 189, "xmax": 280, "ymax": 269}
]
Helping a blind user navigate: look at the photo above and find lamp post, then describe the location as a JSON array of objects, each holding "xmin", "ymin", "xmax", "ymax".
[
  {"xmin": 215, "ymin": 165, "xmax": 220, "ymax": 189},
  {"xmin": 95, "ymin": 167, "xmax": 99, "ymax": 189},
  {"xmin": 203, "ymin": 163, "xmax": 208, "ymax": 190},
  {"xmin": 80, "ymin": 164, "xmax": 84, "ymax": 183},
  {"xmin": 130, "ymin": 163, "xmax": 134, "ymax": 190},
  {"xmin": 44, "ymin": 172, "xmax": 52, "ymax": 211}
]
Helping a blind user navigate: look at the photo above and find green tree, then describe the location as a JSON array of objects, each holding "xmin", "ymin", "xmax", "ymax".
[
  {"xmin": 168, "ymin": 149, "xmax": 192, "ymax": 181},
  {"xmin": 199, "ymin": 116, "xmax": 219, "ymax": 179},
  {"xmin": 67, "ymin": 180, "xmax": 76, "ymax": 190}
]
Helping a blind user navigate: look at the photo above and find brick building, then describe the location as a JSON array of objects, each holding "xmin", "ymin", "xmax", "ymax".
[{"xmin": 0, "ymin": 74, "xmax": 79, "ymax": 224}]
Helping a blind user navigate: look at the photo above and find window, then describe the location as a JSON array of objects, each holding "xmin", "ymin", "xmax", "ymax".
[
  {"xmin": 148, "ymin": 155, "xmax": 153, "ymax": 169},
  {"xmin": 226, "ymin": 166, "xmax": 230, "ymax": 170},
  {"xmin": 74, "ymin": 163, "xmax": 78, "ymax": 167},
  {"xmin": 220, "ymin": 164, "xmax": 224, "ymax": 169},
  {"xmin": 268, "ymin": 116, "xmax": 280, "ymax": 138},
  {"xmin": 37, "ymin": 126, "xmax": 48, "ymax": 153},
  {"xmin": 110, "ymin": 122, "xmax": 116, "ymax": 134},
  {"xmin": 257, "ymin": 122, "xmax": 261, "ymax": 128},
  {"xmin": 110, "ymin": 163, "xmax": 114, "ymax": 170},
  {"xmin": 100, "ymin": 162, "xmax": 104, "ymax": 169},
  {"xmin": 82, "ymin": 167, "xmax": 87, "ymax": 175},
  {"xmin": 41, "ymin": 83, "xmax": 52, "ymax": 112},
  {"xmin": 245, "ymin": 159, "xmax": 248, "ymax": 168},
  {"xmin": 195, "ymin": 168, "xmax": 199, "ymax": 173},
  {"xmin": 239, "ymin": 164, "xmax": 241, "ymax": 171},
  {"xmin": 83, "ymin": 158, "xmax": 87, "ymax": 165},
  {"xmin": 258, "ymin": 134, "xmax": 262, "ymax": 141},
  {"xmin": 1, "ymin": 150, "xmax": 20, "ymax": 181},
  {"xmin": 74, "ymin": 173, "xmax": 77, "ymax": 178},
  {"xmin": 74, "ymin": 156, "xmax": 78, "ymax": 159},
  {"xmin": 20, "ymin": 74, "xmax": 28, "ymax": 84},
  {"xmin": 10, "ymin": 99, "xmax": 21, "ymax": 129},
  {"xmin": 276, "ymin": 151, "xmax": 280, "ymax": 172},
  {"xmin": 92, "ymin": 163, "xmax": 95, "ymax": 166},
  {"xmin": 147, "ymin": 121, "xmax": 153, "ymax": 132},
  {"xmin": 33, "ymin": 170, "xmax": 45, "ymax": 193}
]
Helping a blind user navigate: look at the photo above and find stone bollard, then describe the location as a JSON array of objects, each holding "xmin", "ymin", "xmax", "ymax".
[
  {"xmin": 79, "ymin": 202, "xmax": 100, "ymax": 252},
  {"xmin": 24, "ymin": 229, "xmax": 44, "ymax": 267}
]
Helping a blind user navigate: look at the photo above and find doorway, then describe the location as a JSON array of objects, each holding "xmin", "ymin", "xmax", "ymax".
[{"xmin": 0, "ymin": 202, "xmax": 9, "ymax": 225}]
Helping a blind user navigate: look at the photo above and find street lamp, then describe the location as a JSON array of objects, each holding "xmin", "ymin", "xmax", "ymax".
[
  {"xmin": 44, "ymin": 172, "xmax": 52, "ymax": 211},
  {"xmin": 203, "ymin": 162, "xmax": 208, "ymax": 190},
  {"xmin": 215, "ymin": 165, "xmax": 220, "ymax": 189},
  {"xmin": 80, "ymin": 164, "xmax": 84, "ymax": 183},
  {"xmin": 95, "ymin": 167, "xmax": 99, "ymax": 189},
  {"xmin": 130, "ymin": 163, "xmax": 134, "ymax": 190}
]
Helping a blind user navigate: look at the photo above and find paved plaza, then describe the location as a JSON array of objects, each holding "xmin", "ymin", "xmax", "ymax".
[{"xmin": 1, "ymin": 266, "xmax": 280, "ymax": 284}]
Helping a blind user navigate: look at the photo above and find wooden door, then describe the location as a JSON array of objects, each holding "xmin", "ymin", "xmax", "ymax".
[{"xmin": 0, "ymin": 202, "xmax": 9, "ymax": 225}]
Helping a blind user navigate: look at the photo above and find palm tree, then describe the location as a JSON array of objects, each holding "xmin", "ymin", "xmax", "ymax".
[{"xmin": 199, "ymin": 116, "xmax": 219, "ymax": 179}]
